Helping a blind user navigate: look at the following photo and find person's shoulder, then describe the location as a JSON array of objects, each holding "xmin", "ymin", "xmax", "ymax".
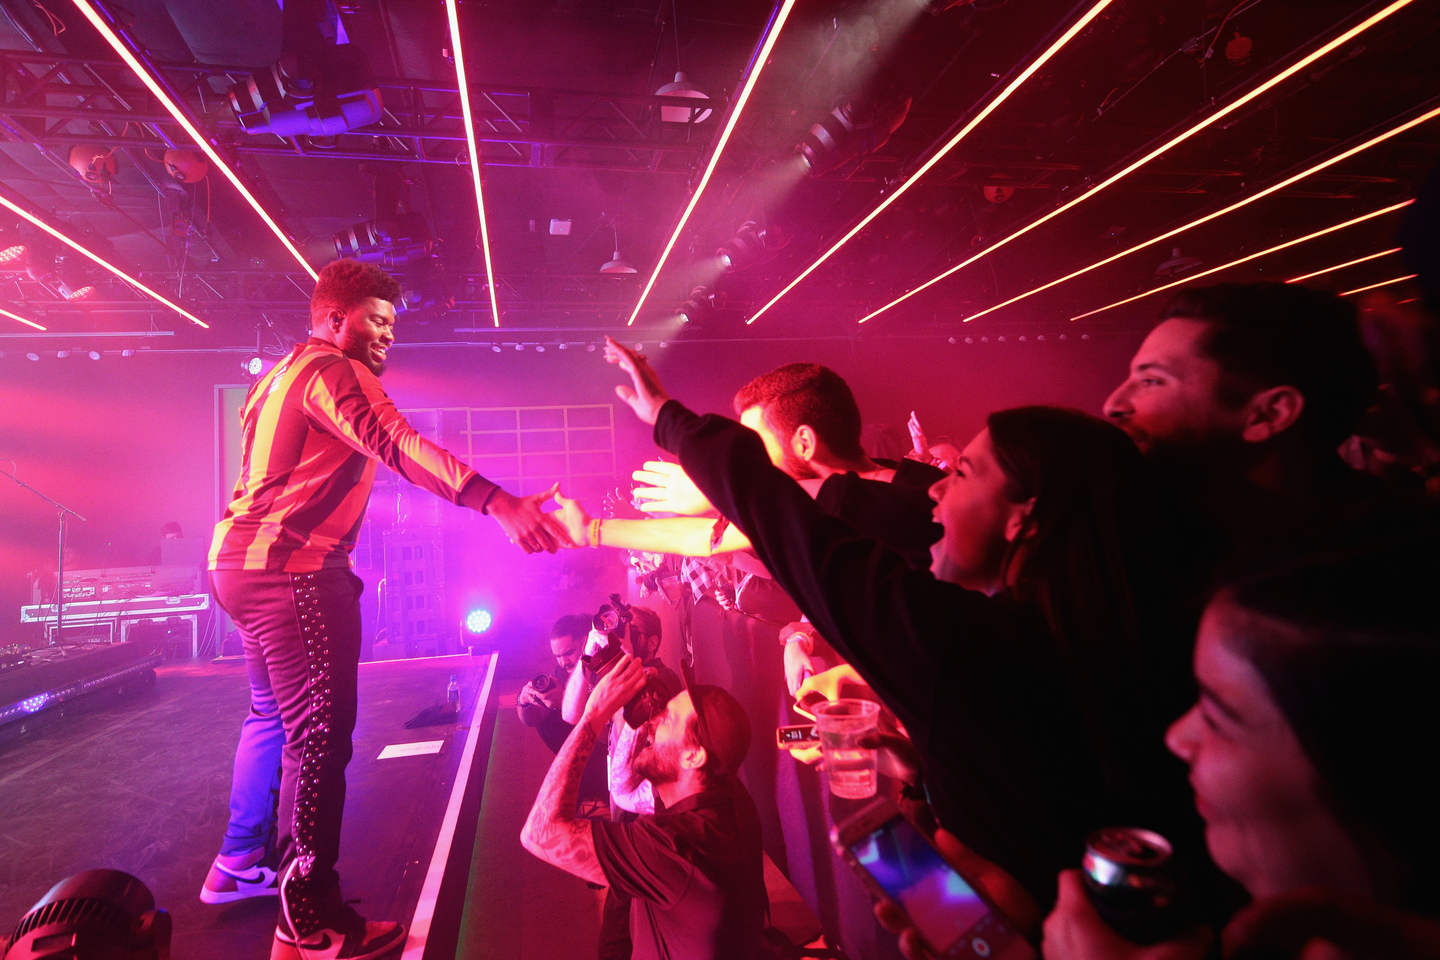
[{"xmin": 892, "ymin": 457, "xmax": 947, "ymax": 489}]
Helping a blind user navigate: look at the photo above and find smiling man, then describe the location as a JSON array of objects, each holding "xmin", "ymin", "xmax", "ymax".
[{"xmin": 205, "ymin": 259, "xmax": 569, "ymax": 960}]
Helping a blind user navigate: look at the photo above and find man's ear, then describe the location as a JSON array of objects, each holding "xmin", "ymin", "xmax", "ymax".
[
  {"xmin": 679, "ymin": 743, "xmax": 708, "ymax": 773},
  {"xmin": 1240, "ymin": 385, "xmax": 1305, "ymax": 443},
  {"xmin": 792, "ymin": 425, "xmax": 819, "ymax": 463},
  {"xmin": 1004, "ymin": 497, "xmax": 1036, "ymax": 543}
]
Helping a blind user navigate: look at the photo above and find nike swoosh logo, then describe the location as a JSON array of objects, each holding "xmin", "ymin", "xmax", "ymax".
[
  {"xmin": 298, "ymin": 932, "xmax": 334, "ymax": 950},
  {"xmin": 236, "ymin": 867, "xmax": 276, "ymax": 888}
]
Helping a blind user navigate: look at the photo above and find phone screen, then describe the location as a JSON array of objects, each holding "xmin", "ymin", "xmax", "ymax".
[{"xmin": 850, "ymin": 816, "xmax": 1019, "ymax": 958}]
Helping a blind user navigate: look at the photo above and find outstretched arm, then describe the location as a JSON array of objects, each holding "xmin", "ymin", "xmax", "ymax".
[
  {"xmin": 552, "ymin": 490, "xmax": 753, "ymax": 556},
  {"xmin": 521, "ymin": 655, "xmax": 648, "ymax": 883}
]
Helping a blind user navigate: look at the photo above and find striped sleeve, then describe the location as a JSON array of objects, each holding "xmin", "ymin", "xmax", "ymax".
[{"xmin": 301, "ymin": 355, "xmax": 494, "ymax": 506}]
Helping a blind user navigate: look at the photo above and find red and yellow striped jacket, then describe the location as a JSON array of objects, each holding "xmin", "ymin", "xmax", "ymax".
[{"xmin": 209, "ymin": 338, "xmax": 491, "ymax": 572}]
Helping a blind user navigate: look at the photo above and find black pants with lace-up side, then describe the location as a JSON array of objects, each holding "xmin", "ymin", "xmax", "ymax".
[{"xmin": 212, "ymin": 566, "xmax": 364, "ymax": 936}]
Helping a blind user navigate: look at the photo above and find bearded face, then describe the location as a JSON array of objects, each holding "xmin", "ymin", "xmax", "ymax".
[{"xmin": 631, "ymin": 725, "xmax": 682, "ymax": 786}]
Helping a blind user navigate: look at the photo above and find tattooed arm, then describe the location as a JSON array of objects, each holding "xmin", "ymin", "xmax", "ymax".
[{"xmin": 521, "ymin": 654, "xmax": 649, "ymax": 883}]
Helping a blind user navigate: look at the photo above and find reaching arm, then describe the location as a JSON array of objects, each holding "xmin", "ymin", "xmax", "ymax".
[
  {"xmin": 550, "ymin": 491, "xmax": 753, "ymax": 556},
  {"xmin": 521, "ymin": 655, "xmax": 649, "ymax": 883}
]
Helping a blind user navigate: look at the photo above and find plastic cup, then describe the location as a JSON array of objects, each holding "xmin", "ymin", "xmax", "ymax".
[{"xmin": 814, "ymin": 698, "xmax": 880, "ymax": 799}]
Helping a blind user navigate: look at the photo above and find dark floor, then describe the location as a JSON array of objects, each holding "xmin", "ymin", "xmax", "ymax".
[{"xmin": 0, "ymin": 654, "xmax": 494, "ymax": 959}]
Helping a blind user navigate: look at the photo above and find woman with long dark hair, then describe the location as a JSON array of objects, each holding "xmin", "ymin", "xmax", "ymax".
[{"xmin": 600, "ymin": 339, "xmax": 1201, "ymax": 911}]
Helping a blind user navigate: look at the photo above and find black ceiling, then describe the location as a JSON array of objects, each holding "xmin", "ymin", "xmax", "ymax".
[{"xmin": 0, "ymin": 0, "xmax": 1437, "ymax": 353}]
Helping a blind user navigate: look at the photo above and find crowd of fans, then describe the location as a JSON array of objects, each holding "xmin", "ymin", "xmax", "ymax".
[{"xmin": 516, "ymin": 280, "xmax": 1440, "ymax": 960}]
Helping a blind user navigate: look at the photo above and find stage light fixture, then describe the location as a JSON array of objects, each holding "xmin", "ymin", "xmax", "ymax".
[
  {"xmin": 0, "ymin": 192, "xmax": 207, "ymax": 327},
  {"xmin": 56, "ymin": 256, "xmax": 98, "ymax": 301},
  {"xmin": 796, "ymin": 87, "xmax": 912, "ymax": 180},
  {"xmin": 0, "ymin": 222, "xmax": 26, "ymax": 265},
  {"xmin": 1340, "ymin": 274, "xmax": 1419, "ymax": 297},
  {"xmin": 491, "ymin": 344, "xmax": 501, "ymax": 353},
  {"xmin": 956, "ymin": 104, "xmax": 1440, "ymax": 323},
  {"xmin": 56, "ymin": 349, "xmax": 70, "ymax": 358},
  {"xmin": 121, "ymin": 348, "xmax": 134, "ymax": 357},
  {"xmin": 746, "ymin": 0, "xmax": 1113, "ymax": 325},
  {"xmin": 88, "ymin": 350, "xmax": 101, "ymax": 360},
  {"xmin": 717, "ymin": 220, "xmax": 787, "ymax": 274},
  {"xmin": 627, "ymin": 0, "xmax": 799, "ymax": 326},
  {"xmin": 858, "ymin": 0, "xmax": 1420, "ymax": 325},
  {"xmin": 69, "ymin": 0, "xmax": 318, "ymax": 280},
  {"xmin": 1070, "ymin": 199, "xmax": 1415, "ymax": 321},
  {"xmin": 676, "ymin": 286, "xmax": 714, "ymax": 325},
  {"xmin": 243, "ymin": 356, "xmax": 264, "ymax": 376},
  {"xmin": 5, "ymin": 868, "xmax": 171, "ymax": 959},
  {"xmin": 1287, "ymin": 248, "xmax": 1403, "ymax": 283},
  {"xmin": 444, "ymin": 0, "xmax": 503, "ymax": 328},
  {"xmin": 68, "ymin": 144, "xmax": 118, "ymax": 184},
  {"xmin": 26, "ymin": 351, "xmax": 40, "ymax": 360},
  {"xmin": 601, "ymin": 250, "xmax": 638, "ymax": 275},
  {"xmin": 656, "ymin": 72, "xmax": 713, "ymax": 123},
  {"xmin": 465, "ymin": 609, "xmax": 493, "ymax": 634},
  {"xmin": 334, "ymin": 212, "xmax": 433, "ymax": 268},
  {"xmin": 1, "ymin": 306, "xmax": 45, "ymax": 330}
]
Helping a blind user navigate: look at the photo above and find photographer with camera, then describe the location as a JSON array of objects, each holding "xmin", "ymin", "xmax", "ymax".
[
  {"xmin": 516, "ymin": 615, "xmax": 589, "ymax": 752},
  {"xmin": 522, "ymin": 651, "xmax": 766, "ymax": 960}
]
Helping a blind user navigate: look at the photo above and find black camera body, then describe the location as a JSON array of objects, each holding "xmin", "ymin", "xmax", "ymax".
[
  {"xmin": 584, "ymin": 594, "xmax": 672, "ymax": 729},
  {"xmin": 531, "ymin": 672, "xmax": 557, "ymax": 695}
]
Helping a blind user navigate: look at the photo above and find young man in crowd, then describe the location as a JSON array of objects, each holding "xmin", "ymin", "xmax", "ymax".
[
  {"xmin": 522, "ymin": 655, "xmax": 766, "ymax": 960},
  {"xmin": 204, "ymin": 259, "xmax": 569, "ymax": 960},
  {"xmin": 1102, "ymin": 282, "xmax": 1393, "ymax": 572}
]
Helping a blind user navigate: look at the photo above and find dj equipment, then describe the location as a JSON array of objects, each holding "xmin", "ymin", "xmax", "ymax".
[
  {"xmin": 55, "ymin": 565, "xmax": 200, "ymax": 602},
  {"xmin": 0, "ymin": 636, "xmax": 163, "ymax": 742},
  {"xmin": 22, "ymin": 593, "xmax": 210, "ymax": 655}
]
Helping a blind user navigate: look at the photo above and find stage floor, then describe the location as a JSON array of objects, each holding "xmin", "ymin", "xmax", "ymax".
[{"xmin": 0, "ymin": 653, "xmax": 499, "ymax": 959}]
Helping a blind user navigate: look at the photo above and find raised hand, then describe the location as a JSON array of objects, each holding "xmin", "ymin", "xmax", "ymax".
[
  {"xmin": 908, "ymin": 410, "xmax": 929, "ymax": 458},
  {"xmin": 583, "ymin": 654, "xmax": 649, "ymax": 724},
  {"xmin": 632, "ymin": 460, "xmax": 715, "ymax": 516},
  {"xmin": 604, "ymin": 337, "xmax": 671, "ymax": 425},
  {"xmin": 487, "ymin": 483, "xmax": 574, "ymax": 553}
]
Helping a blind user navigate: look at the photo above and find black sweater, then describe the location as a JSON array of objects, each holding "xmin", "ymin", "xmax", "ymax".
[{"xmin": 656, "ymin": 401, "xmax": 1124, "ymax": 906}]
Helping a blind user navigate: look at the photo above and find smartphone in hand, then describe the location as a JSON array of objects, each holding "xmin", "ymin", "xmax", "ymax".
[
  {"xmin": 832, "ymin": 799, "xmax": 1036, "ymax": 960},
  {"xmin": 776, "ymin": 723, "xmax": 819, "ymax": 748}
]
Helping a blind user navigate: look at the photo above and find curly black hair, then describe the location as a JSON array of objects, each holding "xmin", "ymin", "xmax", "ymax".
[{"xmin": 310, "ymin": 259, "xmax": 402, "ymax": 325}]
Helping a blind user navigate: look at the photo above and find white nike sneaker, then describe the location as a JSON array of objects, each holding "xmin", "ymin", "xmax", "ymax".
[
  {"xmin": 200, "ymin": 848, "xmax": 279, "ymax": 904},
  {"xmin": 271, "ymin": 913, "xmax": 405, "ymax": 959}
]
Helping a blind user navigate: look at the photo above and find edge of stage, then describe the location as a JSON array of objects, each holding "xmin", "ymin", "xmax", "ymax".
[{"xmin": 0, "ymin": 651, "xmax": 502, "ymax": 960}]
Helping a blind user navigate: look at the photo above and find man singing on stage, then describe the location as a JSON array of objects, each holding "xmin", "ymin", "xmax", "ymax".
[{"xmin": 204, "ymin": 259, "xmax": 569, "ymax": 959}]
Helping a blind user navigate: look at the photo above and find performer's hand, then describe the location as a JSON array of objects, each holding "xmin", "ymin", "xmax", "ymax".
[
  {"xmin": 550, "ymin": 491, "xmax": 592, "ymax": 546},
  {"xmin": 487, "ymin": 484, "xmax": 573, "ymax": 553},
  {"xmin": 583, "ymin": 654, "xmax": 648, "ymax": 725},
  {"xmin": 631, "ymin": 460, "xmax": 714, "ymax": 516},
  {"xmin": 605, "ymin": 337, "xmax": 671, "ymax": 425}
]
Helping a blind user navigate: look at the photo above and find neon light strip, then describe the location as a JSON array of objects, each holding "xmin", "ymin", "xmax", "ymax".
[
  {"xmin": 627, "ymin": 0, "xmax": 799, "ymax": 326},
  {"xmin": 1070, "ymin": 199, "xmax": 1414, "ymax": 321},
  {"xmin": 745, "ymin": 0, "xmax": 1114, "ymax": 326},
  {"xmin": 1, "ymin": 305, "xmax": 46, "ymax": 330},
  {"xmin": 1340, "ymin": 273, "xmax": 1418, "ymax": 296},
  {"xmin": 1287, "ymin": 247, "xmax": 1402, "ymax": 283},
  {"xmin": 961, "ymin": 105, "xmax": 1440, "ymax": 321},
  {"xmin": 444, "ymin": 0, "xmax": 503, "ymax": 328},
  {"xmin": 69, "ymin": 0, "xmax": 318, "ymax": 281},
  {"xmin": 859, "ymin": 0, "xmax": 1418, "ymax": 324},
  {"xmin": 0, "ymin": 194, "xmax": 209, "ymax": 328}
]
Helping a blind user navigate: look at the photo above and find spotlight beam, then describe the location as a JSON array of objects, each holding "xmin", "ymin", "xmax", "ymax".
[
  {"xmin": 858, "ymin": 0, "xmax": 1419, "ymax": 324},
  {"xmin": 958, "ymin": 103, "xmax": 1440, "ymax": 322},
  {"xmin": 626, "ymin": 0, "xmax": 798, "ymax": 327},
  {"xmin": 444, "ymin": 0, "xmax": 503, "ymax": 328},
  {"xmin": 1070, "ymin": 199, "xmax": 1415, "ymax": 321},
  {"xmin": 745, "ymin": 0, "xmax": 1114, "ymax": 326},
  {"xmin": 1287, "ymin": 248, "xmax": 1402, "ymax": 283},
  {"xmin": 69, "ymin": 0, "xmax": 319, "ymax": 281},
  {"xmin": 0, "ymin": 192, "xmax": 209, "ymax": 328},
  {"xmin": 1, "ymin": 306, "xmax": 46, "ymax": 331},
  {"xmin": 1340, "ymin": 274, "xmax": 1419, "ymax": 297}
]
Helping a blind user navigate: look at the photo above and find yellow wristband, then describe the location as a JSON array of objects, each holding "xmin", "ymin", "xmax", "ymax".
[{"xmin": 588, "ymin": 518, "xmax": 602, "ymax": 548}]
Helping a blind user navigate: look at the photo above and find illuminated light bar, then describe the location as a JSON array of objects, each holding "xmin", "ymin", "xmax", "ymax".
[
  {"xmin": 0, "ymin": 193, "xmax": 209, "ymax": 328},
  {"xmin": 444, "ymin": 0, "xmax": 502, "ymax": 328},
  {"xmin": 960, "ymin": 105, "xmax": 1440, "ymax": 322},
  {"xmin": 627, "ymin": 0, "xmax": 799, "ymax": 326},
  {"xmin": 1, "ymin": 306, "xmax": 46, "ymax": 331},
  {"xmin": 69, "ymin": 0, "xmax": 318, "ymax": 282},
  {"xmin": 1070, "ymin": 199, "xmax": 1414, "ymax": 321},
  {"xmin": 859, "ymin": 0, "xmax": 1419, "ymax": 324},
  {"xmin": 1340, "ymin": 273, "xmax": 1419, "ymax": 297},
  {"xmin": 1286, "ymin": 247, "xmax": 1402, "ymax": 283},
  {"xmin": 744, "ymin": 0, "xmax": 1114, "ymax": 327}
]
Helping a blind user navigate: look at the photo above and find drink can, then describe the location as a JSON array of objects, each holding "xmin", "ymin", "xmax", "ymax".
[{"xmin": 1081, "ymin": 827, "xmax": 1182, "ymax": 944}]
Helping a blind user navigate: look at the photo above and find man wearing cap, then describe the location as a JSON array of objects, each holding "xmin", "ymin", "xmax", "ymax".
[{"xmin": 521, "ymin": 654, "xmax": 767, "ymax": 960}]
